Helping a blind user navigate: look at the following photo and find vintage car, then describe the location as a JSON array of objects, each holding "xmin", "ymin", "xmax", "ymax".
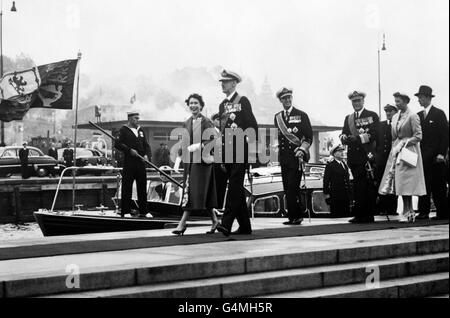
[
  {"xmin": 57, "ymin": 147, "xmax": 110, "ymax": 167},
  {"xmin": 0, "ymin": 146, "xmax": 62, "ymax": 177}
]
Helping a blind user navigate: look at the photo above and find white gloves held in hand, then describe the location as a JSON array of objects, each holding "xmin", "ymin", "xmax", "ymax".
[{"xmin": 187, "ymin": 143, "xmax": 202, "ymax": 153}]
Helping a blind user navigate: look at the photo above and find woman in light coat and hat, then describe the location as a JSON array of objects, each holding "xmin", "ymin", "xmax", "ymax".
[{"xmin": 379, "ymin": 92, "xmax": 426, "ymax": 222}]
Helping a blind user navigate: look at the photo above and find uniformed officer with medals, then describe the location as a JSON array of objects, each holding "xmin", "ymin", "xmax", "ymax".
[
  {"xmin": 114, "ymin": 111, "xmax": 152, "ymax": 218},
  {"xmin": 340, "ymin": 91, "xmax": 379, "ymax": 223},
  {"xmin": 215, "ymin": 70, "xmax": 258, "ymax": 236},
  {"xmin": 274, "ymin": 87, "xmax": 313, "ymax": 225}
]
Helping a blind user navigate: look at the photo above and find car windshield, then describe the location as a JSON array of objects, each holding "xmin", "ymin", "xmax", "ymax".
[{"xmin": 76, "ymin": 149, "xmax": 95, "ymax": 156}]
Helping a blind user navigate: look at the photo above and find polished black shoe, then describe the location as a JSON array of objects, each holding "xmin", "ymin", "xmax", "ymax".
[
  {"xmin": 415, "ymin": 213, "xmax": 429, "ymax": 220},
  {"xmin": 291, "ymin": 218, "xmax": 303, "ymax": 225},
  {"xmin": 348, "ymin": 217, "xmax": 359, "ymax": 223},
  {"xmin": 231, "ymin": 229, "xmax": 252, "ymax": 235},
  {"xmin": 216, "ymin": 224, "xmax": 230, "ymax": 237},
  {"xmin": 348, "ymin": 217, "xmax": 374, "ymax": 224},
  {"xmin": 283, "ymin": 220, "xmax": 293, "ymax": 225},
  {"xmin": 206, "ymin": 222, "xmax": 220, "ymax": 234}
]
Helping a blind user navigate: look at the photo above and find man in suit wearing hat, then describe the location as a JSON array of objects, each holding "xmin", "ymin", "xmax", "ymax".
[
  {"xmin": 375, "ymin": 104, "xmax": 398, "ymax": 215},
  {"xmin": 19, "ymin": 142, "xmax": 30, "ymax": 179},
  {"xmin": 215, "ymin": 69, "xmax": 258, "ymax": 236},
  {"xmin": 340, "ymin": 91, "xmax": 379, "ymax": 223},
  {"xmin": 415, "ymin": 86, "xmax": 449, "ymax": 220},
  {"xmin": 274, "ymin": 87, "xmax": 313, "ymax": 225},
  {"xmin": 323, "ymin": 144, "xmax": 351, "ymax": 217},
  {"xmin": 114, "ymin": 111, "xmax": 152, "ymax": 217}
]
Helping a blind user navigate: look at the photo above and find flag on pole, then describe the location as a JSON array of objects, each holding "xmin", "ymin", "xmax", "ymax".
[
  {"xmin": 0, "ymin": 67, "xmax": 41, "ymax": 122},
  {"xmin": 0, "ymin": 59, "xmax": 80, "ymax": 122},
  {"xmin": 31, "ymin": 59, "xmax": 80, "ymax": 110},
  {"xmin": 130, "ymin": 93, "xmax": 136, "ymax": 104}
]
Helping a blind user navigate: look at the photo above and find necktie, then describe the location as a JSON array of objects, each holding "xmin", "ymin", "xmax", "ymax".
[
  {"xmin": 285, "ymin": 111, "xmax": 289, "ymax": 120},
  {"xmin": 355, "ymin": 112, "xmax": 359, "ymax": 119}
]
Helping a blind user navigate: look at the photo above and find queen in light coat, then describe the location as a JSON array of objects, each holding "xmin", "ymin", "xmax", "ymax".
[{"xmin": 379, "ymin": 92, "xmax": 426, "ymax": 222}]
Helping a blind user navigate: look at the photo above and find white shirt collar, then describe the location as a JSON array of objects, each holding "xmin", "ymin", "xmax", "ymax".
[
  {"xmin": 356, "ymin": 108, "xmax": 365, "ymax": 117},
  {"xmin": 226, "ymin": 91, "xmax": 236, "ymax": 101},
  {"xmin": 424, "ymin": 105, "xmax": 432, "ymax": 116},
  {"xmin": 126, "ymin": 125, "xmax": 140, "ymax": 137},
  {"xmin": 284, "ymin": 106, "xmax": 293, "ymax": 115}
]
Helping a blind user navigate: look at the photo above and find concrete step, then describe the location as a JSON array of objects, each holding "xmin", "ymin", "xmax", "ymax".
[
  {"xmin": 262, "ymin": 272, "xmax": 449, "ymax": 298},
  {"xmin": 0, "ymin": 232, "xmax": 449, "ymax": 297},
  {"xmin": 42, "ymin": 252, "xmax": 449, "ymax": 298}
]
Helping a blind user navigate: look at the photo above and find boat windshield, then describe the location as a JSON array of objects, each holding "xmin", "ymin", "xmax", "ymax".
[{"xmin": 147, "ymin": 181, "xmax": 182, "ymax": 206}]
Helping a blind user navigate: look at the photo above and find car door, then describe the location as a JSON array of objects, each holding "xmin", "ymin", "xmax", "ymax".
[{"xmin": 0, "ymin": 148, "xmax": 20, "ymax": 175}]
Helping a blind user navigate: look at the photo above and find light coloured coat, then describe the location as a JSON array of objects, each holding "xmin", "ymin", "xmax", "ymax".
[{"xmin": 379, "ymin": 107, "xmax": 426, "ymax": 196}]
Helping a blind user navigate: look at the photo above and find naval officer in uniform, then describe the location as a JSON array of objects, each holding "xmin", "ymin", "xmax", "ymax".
[
  {"xmin": 340, "ymin": 91, "xmax": 379, "ymax": 223},
  {"xmin": 114, "ymin": 111, "xmax": 152, "ymax": 217},
  {"xmin": 274, "ymin": 87, "xmax": 313, "ymax": 225},
  {"xmin": 215, "ymin": 70, "xmax": 258, "ymax": 236}
]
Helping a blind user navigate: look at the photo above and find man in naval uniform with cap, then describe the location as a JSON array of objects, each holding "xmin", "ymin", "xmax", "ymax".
[
  {"xmin": 215, "ymin": 69, "xmax": 258, "ymax": 236},
  {"xmin": 114, "ymin": 111, "xmax": 152, "ymax": 217},
  {"xmin": 375, "ymin": 104, "xmax": 398, "ymax": 215},
  {"xmin": 340, "ymin": 91, "xmax": 379, "ymax": 223},
  {"xmin": 274, "ymin": 87, "xmax": 313, "ymax": 225}
]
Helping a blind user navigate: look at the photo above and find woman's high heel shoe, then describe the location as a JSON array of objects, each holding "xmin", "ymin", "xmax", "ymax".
[
  {"xmin": 206, "ymin": 222, "xmax": 219, "ymax": 234},
  {"xmin": 408, "ymin": 211, "xmax": 416, "ymax": 223},
  {"xmin": 172, "ymin": 225, "xmax": 187, "ymax": 236}
]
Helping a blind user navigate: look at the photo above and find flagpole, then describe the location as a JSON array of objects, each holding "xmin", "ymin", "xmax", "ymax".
[{"xmin": 72, "ymin": 52, "xmax": 81, "ymax": 211}]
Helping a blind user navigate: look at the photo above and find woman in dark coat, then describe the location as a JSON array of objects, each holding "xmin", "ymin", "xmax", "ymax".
[{"xmin": 172, "ymin": 94, "xmax": 219, "ymax": 235}]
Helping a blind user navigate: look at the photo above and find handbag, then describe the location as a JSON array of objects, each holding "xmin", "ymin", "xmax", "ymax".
[{"xmin": 396, "ymin": 145, "xmax": 418, "ymax": 167}]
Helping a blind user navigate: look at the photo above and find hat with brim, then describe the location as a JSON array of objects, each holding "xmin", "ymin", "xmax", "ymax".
[
  {"xmin": 414, "ymin": 85, "xmax": 435, "ymax": 98},
  {"xmin": 348, "ymin": 91, "xmax": 366, "ymax": 100},
  {"xmin": 384, "ymin": 104, "xmax": 398, "ymax": 111},
  {"xmin": 276, "ymin": 87, "xmax": 293, "ymax": 99},
  {"xmin": 393, "ymin": 92, "xmax": 410, "ymax": 104},
  {"xmin": 330, "ymin": 144, "xmax": 345, "ymax": 156},
  {"xmin": 158, "ymin": 165, "xmax": 173, "ymax": 174},
  {"xmin": 22, "ymin": 142, "xmax": 28, "ymax": 146},
  {"xmin": 127, "ymin": 111, "xmax": 140, "ymax": 118},
  {"xmin": 219, "ymin": 69, "xmax": 241, "ymax": 83}
]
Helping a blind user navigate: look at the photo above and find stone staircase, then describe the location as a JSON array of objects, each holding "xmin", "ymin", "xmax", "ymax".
[{"xmin": 2, "ymin": 236, "xmax": 448, "ymax": 298}]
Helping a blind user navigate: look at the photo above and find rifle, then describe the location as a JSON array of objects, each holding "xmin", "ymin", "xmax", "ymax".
[{"xmin": 88, "ymin": 121, "xmax": 182, "ymax": 187}]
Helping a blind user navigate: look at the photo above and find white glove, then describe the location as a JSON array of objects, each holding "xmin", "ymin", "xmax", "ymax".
[
  {"xmin": 359, "ymin": 133, "xmax": 371, "ymax": 144},
  {"xmin": 187, "ymin": 143, "xmax": 201, "ymax": 153},
  {"xmin": 173, "ymin": 156, "xmax": 182, "ymax": 173}
]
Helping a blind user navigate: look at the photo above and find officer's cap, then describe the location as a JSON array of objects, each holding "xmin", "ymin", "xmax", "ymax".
[
  {"xmin": 384, "ymin": 104, "xmax": 398, "ymax": 111},
  {"xmin": 219, "ymin": 69, "xmax": 241, "ymax": 83},
  {"xmin": 330, "ymin": 144, "xmax": 345, "ymax": 156},
  {"xmin": 348, "ymin": 91, "xmax": 366, "ymax": 100},
  {"xmin": 127, "ymin": 111, "xmax": 140, "ymax": 118},
  {"xmin": 276, "ymin": 87, "xmax": 293, "ymax": 99}
]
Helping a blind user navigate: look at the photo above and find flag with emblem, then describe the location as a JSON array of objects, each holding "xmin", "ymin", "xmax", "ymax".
[
  {"xmin": 0, "ymin": 67, "xmax": 41, "ymax": 122},
  {"xmin": 0, "ymin": 59, "xmax": 79, "ymax": 121},
  {"xmin": 30, "ymin": 59, "xmax": 80, "ymax": 110}
]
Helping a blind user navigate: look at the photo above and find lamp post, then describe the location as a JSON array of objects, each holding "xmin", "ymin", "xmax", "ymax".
[
  {"xmin": 0, "ymin": 0, "xmax": 17, "ymax": 146},
  {"xmin": 377, "ymin": 33, "xmax": 386, "ymax": 118}
]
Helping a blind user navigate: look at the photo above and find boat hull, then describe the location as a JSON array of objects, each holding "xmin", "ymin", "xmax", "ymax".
[{"xmin": 33, "ymin": 211, "xmax": 178, "ymax": 237}]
